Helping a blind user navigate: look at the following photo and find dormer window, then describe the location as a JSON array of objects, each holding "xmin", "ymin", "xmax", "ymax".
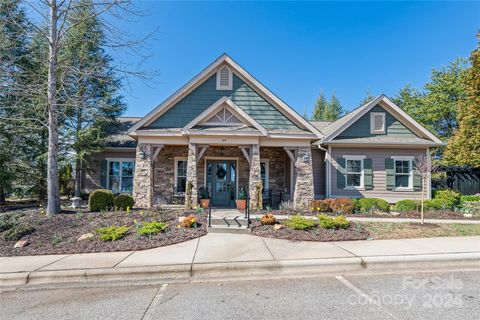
[
  {"xmin": 370, "ymin": 112, "xmax": 386, "ymax": 134},
  {"xmin": 216, "ymin": 66, "xmax": 232, "ymax": 90}
]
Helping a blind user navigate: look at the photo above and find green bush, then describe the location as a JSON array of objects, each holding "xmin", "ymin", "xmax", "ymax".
[
  {"xmin": 463, "ymin": 201, "xmax": 480, "ymax": 218},
  {"xmin": 318, "ymin": 214, "xmax": 351, "ymax": 230},
  {"xmin": 137, "ymin": 221, "xmax": 168, "ymax": 236},
  {"xmin": 357, "ymin": 198, "xmax": 390, "ymax": 213},
  {"xmin": 282, "ymin": 215, "xmax": 316, "ymax": 230},
  {"xmin": 433, "ymin": 189, "xmax": 461, "ymax": 209},
  {"xmin": 394, "ymin": 200, "xmax": 419, "ymax": 212},
  {"xmin": 113, "ymin": 194, "xmax": 135, "ymax": 211},
  {"xmin": 329, "ymin": 198, "xmax": 355, "ymax": 215},
  {"xmin": 460, "ymin": 195, "xmax": 480, "ymax": 207},
  {"xmin": 96, "ymin": 226, "xmax": 129, "ymax": 241},
  {"xmin": 89, "ymin": 189, "xmax": 114, "ymax": 212},
  {"xmin": 3, "ymin": 223, "xmax": 35, "ymax": 241},
  {"xmin": 423, "ymin": 198, "xmax": 452, "ymax": 211}
]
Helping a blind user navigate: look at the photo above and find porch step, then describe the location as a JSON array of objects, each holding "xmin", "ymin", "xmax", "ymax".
[
  {"xmin": 210, "ymin": 217, "xmax": 249, "ymax": 227},
  {"xmin": 208, "ymin": 225, "xmax": 251, "ymax": 234}
]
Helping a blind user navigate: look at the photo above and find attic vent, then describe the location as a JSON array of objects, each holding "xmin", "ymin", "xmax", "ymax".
[
  {"xmin": 370, "ymin": 112, "xmax": 386, "ymax": 134},
  {"xmin": 216, "ymin": 66, "xmax": 232, "ymax": 90},
  {"xmin": 205, "ymin": 107, "xmax": 242, "ymax": 125}
]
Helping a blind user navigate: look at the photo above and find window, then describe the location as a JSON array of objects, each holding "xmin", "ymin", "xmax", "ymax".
[
  {"xmin": 175, "ymin": 158, "xmax": 188, "ymax": 192},
  {"xmin": 344, "ymin": 156, "xmax": 364, "ymax": 189},
  {"xmin": 370, "ymin": 112, "xmax": 386, "ymax": 134},
  {"xmin": 393, "ymin": 157, "xmax": 413, "ymax": 189},
  {"xmin": 107, "ymin": 160, "xmax": 134, "ymax": 193},
  {"xmin": 260, "ymin": 160, "xmax": 269, "ymax": 190},
  {"xmin": 216, "ymin": 66, "xmax": 232, "ymax": 90}
]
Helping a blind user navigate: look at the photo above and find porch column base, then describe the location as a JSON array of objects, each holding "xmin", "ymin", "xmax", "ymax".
[
  {"xmin": 185, "ymin": 143, "xmax": 198, "ymax": 208},
  {"xmin": 133, "ymin": 144, "xmax": 153, "ymax": 209},
  {"xmin": 294, "ymin": 147, "xmax": 314, "ymax": 209},
  {"xmin": 248, "ymin": 144, "xmax": 261, "ymax": 209}
]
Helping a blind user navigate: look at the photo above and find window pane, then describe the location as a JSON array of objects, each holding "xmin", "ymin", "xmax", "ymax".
[
  {"xmin": 121, "ymin": 177, "xmax": 133, "ymax": 192},
  {"xmin": 109, "ymin": 176, "xmax": 120, "ymax": 193},
  {"xmin": 347, "ymin": 160, "xmax": 361, "ymax": 173},
  {"xmin": 395, "ymin": 175, "xmax": 409, "ymax": 188},
  {"xmin": 121, "ymin": 162, "xmax": 134, "ymax": 177},
  {"xmin": 109, "ymin": 161, "xmax": 120, "ymax": 176},
  {"xmin": 395, "ymin": 160, "xmax": 410, "ymax": 174},
  {"xmin": 374, "ymin": 115, "xmax": 383, "ymax": 131},
  {"xmin": 177, "ymin": 177, "xmax": 186, "ymax": 192},
  {"xmin": 347, "ymin": 174, "xmax": 361, "ymax": 187}
]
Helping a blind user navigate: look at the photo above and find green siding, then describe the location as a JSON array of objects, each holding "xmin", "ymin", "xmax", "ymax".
[
  {"xmin": 336, "ymin": 105, "xmax": 417, "ymax": 139},
  {"xmin": 147, "ymin": 74, "xmax": 301, "ymax": 130}
]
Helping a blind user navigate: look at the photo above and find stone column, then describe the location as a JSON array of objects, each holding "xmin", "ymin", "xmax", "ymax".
[
  {"xmin": 185, "ymin": 143, "xmax": 198, "ymax": 208},
  {"xmin": 294, "ymin": 147, "xmax": 314, "ymax": 209},
  {"xmin": 133, "ymin": 144, "xmax": 153, "ymax": 208},
  {"xmin": 248, "ymin": 144, "xmax": 261, "ymax": 209}
]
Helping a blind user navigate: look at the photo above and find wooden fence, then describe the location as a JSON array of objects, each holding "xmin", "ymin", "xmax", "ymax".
[{"xmin": 433, "ymin": 166, "xmax": 480, "ymax": 195}]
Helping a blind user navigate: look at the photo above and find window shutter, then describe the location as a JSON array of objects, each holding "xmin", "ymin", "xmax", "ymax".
[
  {"xmin": 100, "ymin": 160, "xmax": 108, "ymax": 189},
  {"xmin": 413, "ymin": 161, "xmax": 422, "ymax": 191},
  {"xmin": 336, "ymin": 158, "xmax": 346, "ymax": 189},
  {"xmin": 385, "ymin": 159, "xmax": 395, "ymax": 190},
  {"xmin": 364, "ymin": 158, "xmax": 373, "ymax": 190}
]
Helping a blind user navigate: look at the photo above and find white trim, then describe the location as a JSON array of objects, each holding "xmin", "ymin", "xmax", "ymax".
[
  {"xmin": 343, "ymin": 156, "xmax": 364, "ymax": 190},
  {"xmin": 260, "ymin": 159, "xmax": 269, "ymax": 190},
  {"xmin": 173, "ymin": 157, "xmax": 188, "ymax": 191},
  {"xmin": 370, "ymin": 112, "xmax": 386, "ymax": 134},
  {"xmin": 183, "ymin": 96, "xmax": 268, "ymax": 136},
  {"xmin": 323, "ymin": 95, "xmax": 444, "ymax": 144},
  {"xmin": 391, "ymin": 156, "xmax": 413, "ymax": 191},
  {"xmin": 426, "ymin": 148, "xmax": 432, "ymax": 200},
  {"xmin": 127, "ymin": 54, "xmax": 324, "ymax": 138},
  {"xmin": 106, "ymin": 159, "xmax": 135, "ymax": 193},
  {"xmin": 216, "ymin": 66, "xmax": 233, "ymax": 90}
]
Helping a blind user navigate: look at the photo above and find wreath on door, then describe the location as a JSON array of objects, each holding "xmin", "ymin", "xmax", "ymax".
[{"xmin": 216, "ymin": 166, "xmax": 226, "ymax": 179}]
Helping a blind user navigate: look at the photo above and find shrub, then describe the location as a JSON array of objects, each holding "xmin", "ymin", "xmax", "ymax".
[
  {"xmin": 279, "ymin": 200, "xmax": 294, "ymax": 211},
  {"xmin": 282, "ymin": 215, "xmax": 316, "ymax": 230},
  {"xmin": 260, "ymin": 213, "xmax": 276, "ymax": 225},
  {"xmin": 3, "ymin": 224, "xmax": 35, "ymax": 241},
  {"xmin": 460, "ymin": 195, "xmax": 480, "ymax": 207},
  {"xmin": 113, "ymin": 194, "xmax": 135, "ymax": 211},
  {"xmin": 180, "ymin": 214, "xmax": 197, "ymax": 228},
  {"xmin": 96, "ymin": 226, "xmax": 129, "ymax": 241},
  {"xmin": 318, "ymin": 214, "xmax": 350, "ymax": 230},
  {"xmin": 310, "ymin": 200, "xmax": 331, "ymax": 213},
  {"xmin": 433, "ymin": 189, "xmax": 461, "ymax": 209},
  {"xmin": 329, "ymin": 198, "xmax": 355, "ymax": 215},
  {"xmin": 88, "ymin": 189, "xmax": 114, "ymax": 212},
  {"xmin": 463, "ymin": 201, "xmax": 480, "ymax": 218},
  {"xmin": 357, "ymin": 198, "xmax": 390, "ymax": 213},
  {"xmin": 394, "ymin": 200, "xmax": 419, "ymax": 212},
  {"xmin": 137, "ymin": 221, "xmax": 168, "ymax": 236},
  {"xmin": 423, "ymin": 198, "xmax": 451, "ymax": 211}
]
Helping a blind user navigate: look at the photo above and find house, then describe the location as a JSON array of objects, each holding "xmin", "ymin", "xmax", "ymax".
[{"xmin": 83, "ymin": 54, "xmax": 444, "ymax": 209}]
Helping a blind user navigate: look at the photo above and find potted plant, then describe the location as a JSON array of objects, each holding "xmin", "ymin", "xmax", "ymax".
[
  {"xmin": 199, "ymin": 188, "xmax": 210, "ymax": 209},
  {"xmin": 236, "ymin": 187, "xmax": 247, "ymax": 210}
]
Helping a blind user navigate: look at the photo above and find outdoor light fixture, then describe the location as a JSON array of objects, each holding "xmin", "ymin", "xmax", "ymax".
[{"xmin": 139, "ymin": 149, "xmax": 145, "ymax": 160}]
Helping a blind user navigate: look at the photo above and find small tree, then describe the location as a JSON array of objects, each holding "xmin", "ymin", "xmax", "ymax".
[{"xmin": 414, "ymin": 155, "xmax": 438, "ymax": 224}]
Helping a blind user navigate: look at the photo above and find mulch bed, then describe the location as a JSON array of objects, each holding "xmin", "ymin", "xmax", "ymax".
[
  {"xmin": 250, "ymin": 220, "xmax": 369, "ymax": 242},
  {"xmin": 345, "ymin": 210, "xmax": 477, "ymax": 220},
  {"xmin": 0, "ymin": 208, "xmax": 207, "ymax": 257}
]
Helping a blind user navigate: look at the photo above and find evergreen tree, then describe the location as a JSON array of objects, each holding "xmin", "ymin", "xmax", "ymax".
[
  {"xmin": 312, "ymin": 92, "xmax": 328, "ymax": 120},
  {"xmin": 323, "ymin": 93, "xmax": 343, "ymax": 121},
  {"xmin": 444, "ymin": 41, "xmax": 480, "ymax": 167},
  {"xmin": 359, "ymin": 90, "xmax": 376, "ymax": 106}
]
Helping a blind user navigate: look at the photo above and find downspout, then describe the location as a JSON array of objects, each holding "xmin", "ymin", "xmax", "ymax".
[{"xmin": 318, "ymin": 144, "xmax": 330, "ymax": 198}]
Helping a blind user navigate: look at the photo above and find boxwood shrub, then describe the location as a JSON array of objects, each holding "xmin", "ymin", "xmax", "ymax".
[
  {"xmin": 423, "ymin": 198, "xmax": 452, "ymax": 211},
  {"xmin": 88, "ymin": 189, "xmax": 114, "ymax": 212},
  {"xmin": 460, "ymin": 195, "xmax": 480, "ymax": 207},
  {"xmin": 113, "ymin": 194, "xmax": 135, "ymax": 211},
  {"xmin": 432, "ymin": 189, "xmax": 461, "ymax": 209},
  {"xmin": 357, "ymin": 198, "xmax": 390, "ymax": 213},
  {"xmin": 394, "ymin": 199, "xmax": 419, "ymax": 212}
]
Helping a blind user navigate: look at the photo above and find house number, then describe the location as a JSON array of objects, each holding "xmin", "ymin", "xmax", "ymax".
[{"xmin": 222, "ymin": 138, "xmax": 227, "ymax": 142}]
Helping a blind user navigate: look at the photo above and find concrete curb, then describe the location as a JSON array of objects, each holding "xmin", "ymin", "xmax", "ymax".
[{"xmin": 1, "ymin": 253, "xmax": 479, "ymax": 290}]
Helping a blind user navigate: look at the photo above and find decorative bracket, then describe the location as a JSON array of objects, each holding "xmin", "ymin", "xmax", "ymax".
[{"xmin": 239, "ymin": 145, "xmax": 251, "ymax": 166}]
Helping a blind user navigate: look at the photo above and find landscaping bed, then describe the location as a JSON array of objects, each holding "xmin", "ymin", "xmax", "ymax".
[
  {"xmin": 0, "ymin": 208, "xmax": 207, "ymax": 257},
  {"xmin": 345, "ymin": 210, "xmax": 479, "ymax": 220}
]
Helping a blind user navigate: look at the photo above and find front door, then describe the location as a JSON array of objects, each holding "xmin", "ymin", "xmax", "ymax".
[{"xmin": 207, "ymin": 160, "xmax": 236, "ymax": 207}]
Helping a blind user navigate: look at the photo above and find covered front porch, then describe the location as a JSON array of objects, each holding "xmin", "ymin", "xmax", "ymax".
[{"xmin": 132, "ymin": 143, "xmax": 314, "ymax": 210}]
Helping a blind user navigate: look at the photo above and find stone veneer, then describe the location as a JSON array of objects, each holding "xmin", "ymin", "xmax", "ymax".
[
  {"xmin": 186, "ymin": 143, "xmax": 198, "ymax": 207},
  {"xmin": 293, "ymin": 147, "xmax": 314, "ymax": 209},
  {"xmin": 132, "ymin": 144, "xmax": 153, "ymax": 208},
  {"xmin": 248, "ymin": 144, "xmax": 261, "ymax": 209}
]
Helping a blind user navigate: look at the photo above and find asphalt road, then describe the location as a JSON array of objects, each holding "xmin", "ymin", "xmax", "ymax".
[{"xmin": 1, "ymin": 270, "xmax": 479, "ymax": 320}]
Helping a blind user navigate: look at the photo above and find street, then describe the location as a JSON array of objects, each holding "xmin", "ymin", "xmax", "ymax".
[{"xmin": 1, "ymin": 270, "xmax": 479, "ymax": 320}]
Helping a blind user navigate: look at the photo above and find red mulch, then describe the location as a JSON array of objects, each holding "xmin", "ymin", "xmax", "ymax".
[
  {"xmin": 250, "ymin": 220, "xmax": 369, "ymax": 242},
  {"xmin": 0, "ymin": 208, "xmax": 207, "ymax": 257}
]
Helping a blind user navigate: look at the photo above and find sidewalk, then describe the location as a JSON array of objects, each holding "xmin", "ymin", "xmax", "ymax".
[{"xmin": 1, "ymin": 235, "xmax": 479, "ymax": 289}]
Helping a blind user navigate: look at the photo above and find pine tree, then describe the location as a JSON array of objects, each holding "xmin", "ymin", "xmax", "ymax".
[
  {"xmin": 444, "ymin": 41, "xmax": 480, "ymax": 167},
  {"xmin": 359, "ymin": 90, "xmax": 376, "ymax": 106},
  {"xmin": 323, "ymin": 93, "xmax": 343, "ymax": 121},
  {"xmin": 312, "ymin": 92, "xmax": 328, "ymax": 120}
]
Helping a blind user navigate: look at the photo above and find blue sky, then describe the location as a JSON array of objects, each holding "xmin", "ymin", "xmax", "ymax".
[{"xmin": 119, "ymin": 1, "xmax": 479, "ymax": 117}]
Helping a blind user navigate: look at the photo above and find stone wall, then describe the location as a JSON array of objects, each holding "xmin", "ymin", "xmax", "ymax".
[
  {"xmin": 248, "ymin": 144, "xmax": 261, "ymax": 209},
  {"xmin": 152, "ymin": 145, "xmax": 188, "ymax": 198},
  {"xmin": 133, "ymin": 144, "xmax": 153, "ymax": 208},
  {"xmin": 293, "ymin": 147, "xmax": 314, "ymax": 209}
]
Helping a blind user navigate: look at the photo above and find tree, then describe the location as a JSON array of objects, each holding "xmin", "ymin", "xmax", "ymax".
[
  {"xmin": 312, "ymin": 92, "xmax": 328, "ymax": 120},
  {"xmin": 415, "ymin": 155, "xmax": 438, "ymax": 224},
  {"xmin": 444, "ymin": 40, "xmax": 480, "ymax": 167},
  {"xmin": 311, "ymin": 92, "xmax": 343, "ymax": 121},
  {"xmin": 359, "ymin": 90, "xmax": 376, "ymax": 106}
]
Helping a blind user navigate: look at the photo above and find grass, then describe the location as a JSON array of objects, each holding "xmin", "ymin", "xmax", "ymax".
[{"xmin": 361, "ymin": 222, "xmax": 480, "ymax": 240}]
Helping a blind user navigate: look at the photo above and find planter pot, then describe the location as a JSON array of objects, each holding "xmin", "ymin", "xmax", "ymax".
[
  {"xmin": 200, "ymin": 199, "xmax": 210, "ymax": 209},
  {"xmin": 236, "ymin": 199, "xmax": 246, "ymax": 210}
]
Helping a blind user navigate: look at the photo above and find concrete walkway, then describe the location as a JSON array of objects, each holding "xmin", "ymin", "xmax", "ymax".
[{"xmin": 1, "ymin": 235, "xmax": 479, "ymax": 289}]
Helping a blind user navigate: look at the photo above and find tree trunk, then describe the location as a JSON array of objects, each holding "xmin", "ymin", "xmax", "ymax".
[
  {"xmin": 74, "ymin": 104, "xmax": 82, "ymax": 197},
  {"xmin": 46, "ymin": 0, "xmax": 60, "ymax": 216},
  {"xmin": 0, "ymin": 185, "xmax": 5, "ymax": 205},
  {"xmin": 421, "ymin": 178, "xmax": 425, "ymax": 225}
]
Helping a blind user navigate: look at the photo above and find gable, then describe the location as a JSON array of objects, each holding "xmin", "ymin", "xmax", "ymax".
[
  {"xmin": 146, "ymin": 73, "xmax": 301, "ymax": 131},
  {"xmin": 335, "ymin": 105, "xmax": 417, "ymax": 140}
]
